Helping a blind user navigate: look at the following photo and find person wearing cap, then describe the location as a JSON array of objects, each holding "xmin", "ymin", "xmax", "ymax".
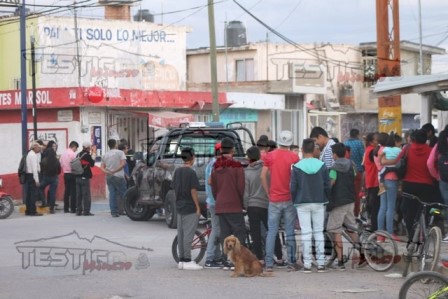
[
  {"xmin": 75, "ymin": 141, "xmax": 96, "ymax": 216},
  {"xmin": 211, "ymin": 137, "xmax": 245, "ymax": 270},
  {"xmin": 203, "ymin": 142, "xmax": 223, "ymax": 269},
  {"xmin": 310, "ymin": 126, "xmax": 336, "ymax": 169},
  {"xmin": 101, "ymin": 139, "xmax": 128, "ymax": 218},
  {"xmin": 24, "ymin": 141, "xmax": 44, "ymax": 216},
  {"xmin": 172, "ymin": 147, "xmax": 203, "ymax": 270},
  {"xmin": 261, "ymin": 130, "xmax": 300, "ymax": 272}
]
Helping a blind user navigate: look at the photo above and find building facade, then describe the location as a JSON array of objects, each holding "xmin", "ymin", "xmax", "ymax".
[{"xmin": 187, "ymin": 41, "xmax": 445, "ymax": 142}]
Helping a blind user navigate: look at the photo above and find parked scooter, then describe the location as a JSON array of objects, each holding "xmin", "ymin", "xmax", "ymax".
[{"xmin": 0, "ymin": 177, "xmax": 14, "ymax": 219}]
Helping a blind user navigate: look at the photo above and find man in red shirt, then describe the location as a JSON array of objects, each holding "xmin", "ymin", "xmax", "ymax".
[{"xmin": 261, "ymin": 130, "xmax": 300, "ymax": 272}]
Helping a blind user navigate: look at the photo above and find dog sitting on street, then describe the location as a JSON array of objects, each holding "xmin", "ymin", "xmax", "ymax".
[{"xmin": 223, "ymin": 235, "xmax": 272, "ymax": 277}]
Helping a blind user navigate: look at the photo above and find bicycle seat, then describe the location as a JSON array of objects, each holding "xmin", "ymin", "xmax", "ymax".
[
  {"xmin": 429, "ymin": 208, "xmax": 443, "ymax": 217},
  {"xmin": 199, "ymin": 219, "xmax": 211, "ymax": 226},
  {"xmin": 343, "ymin": 223, "xmax": 361, "ymax": 233}
]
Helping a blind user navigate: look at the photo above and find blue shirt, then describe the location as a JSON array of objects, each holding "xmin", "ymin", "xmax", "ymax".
[
  {"xmin": 344, "ymin": 138, "xmax": 365, "ymax": 173},
  {"xmin": 205, "ymin": 157, "xmax": 216, "ymax": 207}
]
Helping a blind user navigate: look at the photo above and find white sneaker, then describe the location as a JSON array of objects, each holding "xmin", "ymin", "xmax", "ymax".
[
  {"xmin": 182, "ymin": 261, "xmax": 203, "ymax": 270},
  {"xmin": 178, "ymin": 262, "xmax": 184, "ymax": 270},
  {"xmin": 442, "ymin": 235, "xmax": 448, "ymax": 243}
]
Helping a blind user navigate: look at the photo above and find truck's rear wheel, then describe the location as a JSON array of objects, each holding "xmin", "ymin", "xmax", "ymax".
[
  {"xmin": 124, "ymin": 187, "xmax": 155, "ymax": 221},
  {"xmin": 164, "ymin": 190, "xmax": 177, "ymax": 229}
]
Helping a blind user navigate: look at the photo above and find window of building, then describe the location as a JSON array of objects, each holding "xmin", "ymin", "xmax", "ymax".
[{"xmin": 236, "ymin": 58, "xmax": 254, "ymax": 82}]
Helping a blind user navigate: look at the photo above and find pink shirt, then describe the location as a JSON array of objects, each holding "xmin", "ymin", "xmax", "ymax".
[
  {"xmin": 427, "ymin": 144, "xmax": 440, "ymax": 181},
  {"xmin": 60, "ymin": 148, "xmax": 76, "ymax": 173}
]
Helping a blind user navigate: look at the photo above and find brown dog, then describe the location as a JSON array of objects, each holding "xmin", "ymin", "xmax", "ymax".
[{"xmin": 223, "ymin": 235, "xmax": 271, "ymax": 277}]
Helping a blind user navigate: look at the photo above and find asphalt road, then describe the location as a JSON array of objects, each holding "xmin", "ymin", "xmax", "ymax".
[{"xmin": 0, "ymin": 201, "xmax": 415, "ymax": 299}]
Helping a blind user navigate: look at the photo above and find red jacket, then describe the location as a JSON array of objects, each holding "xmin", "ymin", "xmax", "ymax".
[
  {"xmin": 401, "ymin": 143, "xmax": 433, "ymax": 185},
  {"xmin": 363, "ymin": 145, "xmax": 378, "ymax": 188},
  {"xmin": 211, "ymin": 155, "xmax": 245, "ymax": 214}
]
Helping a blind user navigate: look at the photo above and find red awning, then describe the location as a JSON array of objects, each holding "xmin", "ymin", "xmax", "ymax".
[{"xmin": 147, "ymin": 111, "xmax": 194, "ymax": 128}]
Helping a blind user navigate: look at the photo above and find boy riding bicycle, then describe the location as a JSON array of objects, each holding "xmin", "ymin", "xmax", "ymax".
[{"xmin": 326, "ymin": 143, "xmax": 366, "ymax": 270}]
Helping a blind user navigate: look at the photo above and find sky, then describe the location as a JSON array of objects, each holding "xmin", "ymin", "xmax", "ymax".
[{"xmin": 2, "ymin": 0, "xmax": 448, "ymax": 73}]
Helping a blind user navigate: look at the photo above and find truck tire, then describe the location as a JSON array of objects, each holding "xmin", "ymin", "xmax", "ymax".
[
  {"xmin": 124, "ymin": 186, "xmax": 155, "ymax": 221},
  {"xmin": 164, "ymin": 190, "xmax": 177, "ymax": 229}
]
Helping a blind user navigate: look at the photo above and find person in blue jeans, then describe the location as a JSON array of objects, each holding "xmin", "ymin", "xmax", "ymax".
[
  {"xmin": 378, "ymin": 134, "xmax": 402, "ymax": 241},
  {"xmin": 260, "ymin": 130, "xmax": 300, "ymax": 272},
  {"xmin": 204, "ymin": 143, "xmax": 223, "ymax": 269},
  {"xmin": 291, "ymin": 139, "xmax": 330, "ymax": 273},
  {"xmin": 101, "ymin": 139, "xmax": 127, "ymax": 217}
]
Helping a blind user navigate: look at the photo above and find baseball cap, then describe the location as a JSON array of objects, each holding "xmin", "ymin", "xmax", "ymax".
[
  {"xmin": 82, "ymin": 141, "xmax": 92, "ymax": 148},
  {"xmin": 214, "ymin": 142, "xmax": 222, "ymax": 151},
  {"xmin": 277, "ymin": 130, "xmax": 293, "ymax": 147}
]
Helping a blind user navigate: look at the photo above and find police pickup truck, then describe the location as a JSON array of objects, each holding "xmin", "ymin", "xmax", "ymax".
[{"xmin": 124, "ymin": 122, "xmax": 254, "ymax": 228}]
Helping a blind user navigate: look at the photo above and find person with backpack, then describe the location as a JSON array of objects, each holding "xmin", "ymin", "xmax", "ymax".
[
  {"xmin": 427, "ymin": 125, "xmax": 448, "ymax": 242},
  {"xmin": 75, "ymin": 141, "xmax": 96, "ymax": 216}
]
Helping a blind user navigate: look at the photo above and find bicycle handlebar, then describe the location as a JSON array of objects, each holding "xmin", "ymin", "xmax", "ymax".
[{"xmin": 401, "ymin": 192, "xmax": 448, "ymax": 208}]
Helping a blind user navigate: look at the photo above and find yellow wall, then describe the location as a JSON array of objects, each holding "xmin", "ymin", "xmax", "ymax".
[{"xmin": 0, "ymin": 17, "xmax": 36, "ymax": 90}]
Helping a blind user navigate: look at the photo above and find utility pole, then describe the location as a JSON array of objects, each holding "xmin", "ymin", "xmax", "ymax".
[
  {"xmin": 31, "ymin": 36, "xmax": 37, "ymax": 139},
  {"xmin": 376, "ymin": 0, "xmax": 401, "ymax": 134},
  {"xmin": 418, "ymin": 0, "xmax": 424, "ymax": 75},
  {"xmin": 74, "ymin": 0, "xmax": 81, "ymax": 87},
  {"xmin": 207, "ymin": 0, "xmax": 219, "ymax": 122},
  {"xmin": 20, "ymin": 0, "xmax": 28, "ymax": 155}
]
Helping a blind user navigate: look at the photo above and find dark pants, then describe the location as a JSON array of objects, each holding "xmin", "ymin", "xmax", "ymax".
[
  {"xmin": 219, "ymin": 213, "xmax": 246, "ymax": 248},
  {"xmin": 367, "ymin": 187, "xmax": 380, "ymax": 231},
  {"xmin": 401, "ymin": 181, "xmax": 437, "ymax": 240},
  {"xmin": 76, "ymin": 177, "xmax": 91, "ymax": 214},
  {"xmin": 247, "ymin": 206, "xmax": 283, "ymax": 261},
  {"xmin": 40, "ymin": 175, "xmax": 58, "ymax": 209},
  {"xmin": 354, "ymin": 172, "xmax": 363, "ymax": 217},
  {"xmin": 24, "ymin": 174, "xmax": 38, "ymax": 215},
  {"xmin": 64, "ymin": 173, "xmax": 77, "ymax": 212}
]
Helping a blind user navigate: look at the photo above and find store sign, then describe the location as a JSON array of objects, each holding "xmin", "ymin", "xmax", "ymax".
[
  {"xmin": 57, "ymin": 110, "xmax": 73, "ymax": 122},
  {"xmin": 0, "ymin": 0, "xmax": 20, "ymax": 6},
  {"xmin": 87, "ymin": 87, "xmax": 104, "ymax": 103}
]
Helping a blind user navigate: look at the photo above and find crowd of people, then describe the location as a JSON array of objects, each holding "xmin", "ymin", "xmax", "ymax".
[
  {"xmin": 23, "ymin": 138, "xmax": 134, "ymax": 218},
  {"xmin": 175, "ymin": 123, "xmax": 448, "ymax": 273}
]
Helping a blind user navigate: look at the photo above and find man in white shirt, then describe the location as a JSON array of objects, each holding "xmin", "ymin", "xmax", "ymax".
[
  {"xmin": 25, "ymin": 141, "xmax": 43, "ymax": 216},
  {"xmin": 101, "ymin": 139, "xmax": 127, "ymax": 217}
]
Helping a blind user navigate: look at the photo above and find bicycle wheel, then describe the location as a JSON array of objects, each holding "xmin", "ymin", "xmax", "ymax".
[
  {"xmin": 171, "ymin": 230, "xmax": 207, "ymax": 264},
  {"xmin": 363, "ymin": 230, "xmax": 398, "ymax": 272},
  {"xmin": 398, "ymin": 271, "xmax": 448, "ymax": 299},
  {"xmin": 420, "ymin": 226, "xmax": 442, "ymax": 273}
]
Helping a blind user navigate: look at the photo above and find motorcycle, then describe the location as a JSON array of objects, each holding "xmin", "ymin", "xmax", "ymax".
[{"xmin": 0, "ymin": 177, "xmax": 14, "ymax": 219}]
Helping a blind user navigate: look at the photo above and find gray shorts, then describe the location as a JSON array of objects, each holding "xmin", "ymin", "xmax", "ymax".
[{"xmin": 326, "ymin": 203, "xmax": 356, "ymax": 233}]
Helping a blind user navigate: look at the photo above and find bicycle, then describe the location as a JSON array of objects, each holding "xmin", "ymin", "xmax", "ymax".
[
  {"xmin": 399, "ymin": 271, "xmax": 448, "ymax": 299},
  {"xmin": 324, "ymin": 221, "xmax": 398, "ymax": 272},
  {"xmin": 401, "ymin": 192, "xmax": 448, "ymax": 277},
  {"xmin": 171, "ymin": 218, "xmax": 253, "ymax": 264},
  {"xmin": 171, "ymin": 218, "xmax": 211, "ymax": 264}
]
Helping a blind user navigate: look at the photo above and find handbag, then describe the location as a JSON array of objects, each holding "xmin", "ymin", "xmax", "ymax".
[{"xmin": 395, "ymin": 145, "xmax": 409, "ymax": 180}]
